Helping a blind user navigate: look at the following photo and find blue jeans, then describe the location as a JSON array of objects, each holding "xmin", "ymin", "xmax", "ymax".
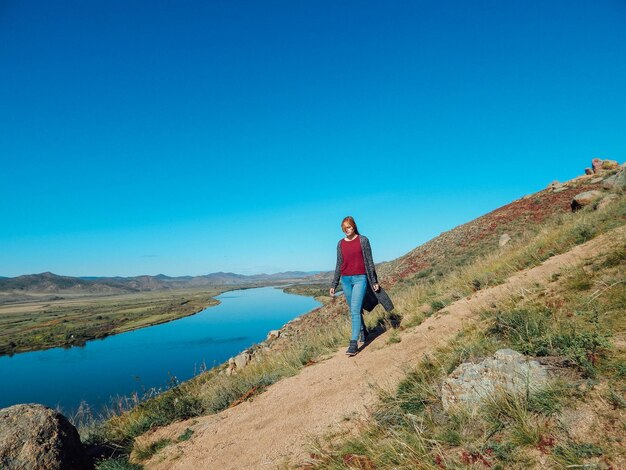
[{"xmin": 341, "ymin": 274, "xmax": 367, "ymax": 341}]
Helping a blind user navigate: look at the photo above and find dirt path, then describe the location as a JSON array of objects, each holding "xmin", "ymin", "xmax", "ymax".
[{"xmin": 140, "ymin": 225, "xmax": 626, "ymax": 469}]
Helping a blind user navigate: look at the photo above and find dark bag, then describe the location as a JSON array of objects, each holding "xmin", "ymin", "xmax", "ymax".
[{"xmin": 362, "ymin": 283, "xmax": 394, "ymax": 312}]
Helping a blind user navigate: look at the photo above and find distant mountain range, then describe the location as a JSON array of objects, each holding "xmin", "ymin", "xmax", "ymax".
[{"xmin": 0, "ymin": 271, "xmax": 322, "ymax": 295}]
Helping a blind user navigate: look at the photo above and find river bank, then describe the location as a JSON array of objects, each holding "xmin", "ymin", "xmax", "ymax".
[
  {"xmin": 0, "ymin": 287, "xmax": 229, "ymax": 357},
  {"xmin": 280, "ymin": 282, "xmax": 333, "ymax": 304}
]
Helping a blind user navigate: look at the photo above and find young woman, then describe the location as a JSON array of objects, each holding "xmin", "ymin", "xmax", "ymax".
[{"xmin": 330, "ymin": 216, "xmax": 394, "ymax": 356}]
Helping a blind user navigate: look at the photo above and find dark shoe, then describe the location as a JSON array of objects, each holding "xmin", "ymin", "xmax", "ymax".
[
  {"xmin": 346, "ymin": 340, "xmax": 358, "ymax": 356},
  {"xmin": 360, "ymin": 328, "xmax": 369, "ymax": 344}
]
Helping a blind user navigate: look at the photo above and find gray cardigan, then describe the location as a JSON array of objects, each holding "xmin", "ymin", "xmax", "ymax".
[{"xmin": 331, "ymin": 235, "xmax": 394, "ymax": 312}]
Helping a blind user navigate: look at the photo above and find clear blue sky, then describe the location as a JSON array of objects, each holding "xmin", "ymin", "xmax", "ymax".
[{"xmin": 1, "ymin": 0, "xmax": 625, "ymax": 277}]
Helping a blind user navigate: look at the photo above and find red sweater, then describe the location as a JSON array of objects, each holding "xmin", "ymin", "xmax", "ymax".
[{"xmin": 340, "ymin": 236, "xmax": 366, "ymax": 276}]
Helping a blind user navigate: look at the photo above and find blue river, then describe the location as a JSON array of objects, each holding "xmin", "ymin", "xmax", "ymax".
[{"xmin": 0, "ymin": 287, "xmax": 319, "ymax": 414}]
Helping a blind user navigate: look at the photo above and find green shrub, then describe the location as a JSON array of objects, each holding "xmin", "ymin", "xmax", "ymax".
[
  {"xmin": 554, "ymin": 441, "xmax": 603, "ymax": 465},
  {"xmin": 430, "ymin": 300, "xmax": 445, "ymax": 312},
  {"xmin": 489, "ymin": 307, "xmax": 551, "ymax": 356},
  {"xmin": 95, "ymin": 457, "xmax": 143, "ymax": 470},
  {"xmin": 601, "ymin": 247, "xmax": 626, "ymax": 268},
  {"xmin": 488, "ymin": 307, "xmax": 611, "ymax": 377},
  {"xmin": 566, "ymin": 268, "xmax": 593, "ymax": 291},
  {"xmin": 573, "ymin": 223, "xmax": 595, "ymax": 244},
  {"xmin": 133, "ymin": 438, "xmax": 171, "ymax": 461},
  {"xmin": 606, "ymin": 388, "xmax": 626, "ymax": 409},
  {"xmin": 177, "ymin": 428, "xmax": 194, "ymax": 442}
]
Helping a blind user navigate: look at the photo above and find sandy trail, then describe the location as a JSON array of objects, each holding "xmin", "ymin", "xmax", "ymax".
[{"xmin": 141, "ymin": 225, "xmax": 625, "ymax": 469}]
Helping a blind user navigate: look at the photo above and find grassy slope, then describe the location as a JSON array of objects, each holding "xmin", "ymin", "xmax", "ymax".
[{"xmin": 85, "ymin": 169, "xmax": 624, "ymax": 468}]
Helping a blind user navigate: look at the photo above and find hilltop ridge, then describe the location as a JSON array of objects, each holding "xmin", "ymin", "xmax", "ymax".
[{"xmin": 0, "ymin": 270, "xmax": 317, "ymax": 300}]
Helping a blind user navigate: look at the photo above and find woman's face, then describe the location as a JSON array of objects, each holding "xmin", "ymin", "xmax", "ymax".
[{"xmin": 343, "ymin": 223, "xmax": 355, "ymax": 238}]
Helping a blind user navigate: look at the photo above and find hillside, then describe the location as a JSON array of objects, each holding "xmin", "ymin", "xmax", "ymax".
[
  {"xmin": 54, "ymin": 160, "xmax": 626, "ymax": 468},
  {"xmin": 137, "ymin": 222, "xmax": 626, "ymax": 470}
]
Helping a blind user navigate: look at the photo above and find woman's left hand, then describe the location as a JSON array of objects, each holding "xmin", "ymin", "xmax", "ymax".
[{"xmin": 373, "ymin": 283, "xmax": 380, "ymax": 292}]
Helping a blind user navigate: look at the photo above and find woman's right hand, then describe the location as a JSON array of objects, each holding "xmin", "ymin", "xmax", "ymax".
[{"xmin": 329, "ymin": 287, "xmax": 335, "ymax": 296}]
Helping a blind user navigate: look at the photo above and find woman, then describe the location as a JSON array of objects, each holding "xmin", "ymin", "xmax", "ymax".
[{"xmin": 330, "ymin": 216, "xmax": 394, "ymax": 356}]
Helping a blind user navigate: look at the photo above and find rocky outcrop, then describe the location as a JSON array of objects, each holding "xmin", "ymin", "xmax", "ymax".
[
  {"xmin": 441, "ymin": 349, "xmax": 548, "ymax": 412},
  {"xmin": 0, "ymin": 404, "xmax": 91, "ymax": 470},
  {"xmin": 498, "ymin": 233, "xmax": 511, "ymax": 247},
  {"xmin": 592, "ymin": 158, "xmax": 619, "ymax": 173},
  {"xmin": 224, "ymin": 350, "xmax": 253, "ymax": 375}
]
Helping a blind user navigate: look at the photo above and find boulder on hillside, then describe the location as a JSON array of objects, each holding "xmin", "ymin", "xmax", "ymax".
[
  {"xmin": 224, "ymin": 350, "xmax": 254, "ymax": 375},
  {"xmin": 266, "ymin": 330, "xmax": 281, "ymax": 341},
  {"xmin": 547, "ymin": 181, "xmax": 563, "ymax": 191},
  {"xmin": 441, "ymin": 349, "xmax": 549, "ymax": 412},
  {"xmin": 498, "ymin": 233, "xmax": 511, "ymax": 247},
  {"xmin": 571, "ymin": 190, "xmax": 604, "ymax": 211},
  {"xmin": 602, "ymin": 168, "xmax": 626, "ymax": 192},
  {"xmin": 0, "ymin": 404, "xmax": 92, "ymax": 470},
  {"xmin": 592, "ymin": 158, "xmax": 603, "ymax": 173},
  {"xmin": 234, "ymin": 351, "xmax": 252, "ymax": 369}
]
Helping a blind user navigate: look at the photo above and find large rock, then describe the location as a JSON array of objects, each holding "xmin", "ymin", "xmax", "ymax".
[
  {"xmin": 234, "ymin": 351, "xmax": 252, "ymax": 370},
  {"xmin": 441, "ymin": 349, "xmax": 548, "ymax": 412},
  {"xmin": 0, "ymin": 404, "xmax": 91, "ymax": 470},
  {"xmin": 224, "ymin": 351, "xmax": 253, "ymax": 375},
  {"xmin": 571, "ymin": 190, "xmax": 604, "ymax": 211}
]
